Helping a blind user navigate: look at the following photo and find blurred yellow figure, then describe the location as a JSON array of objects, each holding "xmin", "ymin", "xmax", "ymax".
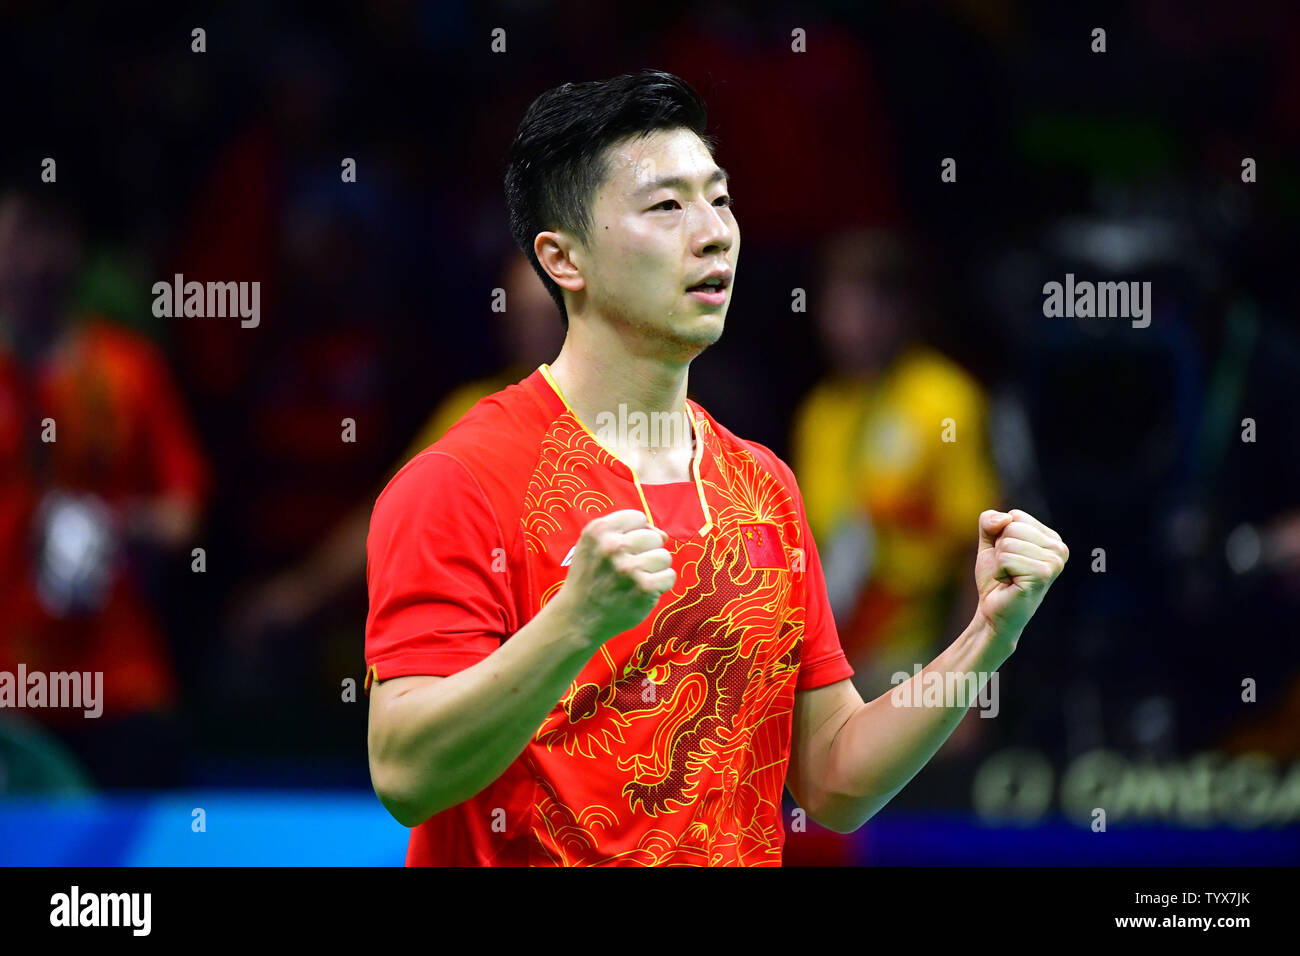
[{"xmin": 793, "ymin": 230, "xmax": 1001, "ymax": 695}]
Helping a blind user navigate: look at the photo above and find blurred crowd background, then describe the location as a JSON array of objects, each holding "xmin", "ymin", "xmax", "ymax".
[{"xmin": 2, "ymin": 0, "xmax": 1299, "ymax": 861}]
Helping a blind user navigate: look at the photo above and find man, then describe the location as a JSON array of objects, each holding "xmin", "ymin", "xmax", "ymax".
[
  {"xmin": 0, "ymin": 188, "xmax": 210, "ymax": 787},
  {"xmin": 364, "ymin": 70, "xmax": 1068, "ymax": 866}
]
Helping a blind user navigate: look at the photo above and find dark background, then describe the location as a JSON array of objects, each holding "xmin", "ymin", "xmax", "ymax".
[{"xmin": 1, "ymin": 0, "xmax": 1298, "ymax": 862}]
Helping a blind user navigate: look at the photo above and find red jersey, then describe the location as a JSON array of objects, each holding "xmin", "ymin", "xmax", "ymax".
[{"xmin": 364, "ymin": 365, "xmax": 852, "ymax": 865}]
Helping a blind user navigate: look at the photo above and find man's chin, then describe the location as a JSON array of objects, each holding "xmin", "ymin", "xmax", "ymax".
[
  {"xmin": 671, "ymin": 310, "xmax": 726, "ymax": 354},
  {"xmin": 605, "ymin": 305, "xmax": 727, "ymax": 359}
]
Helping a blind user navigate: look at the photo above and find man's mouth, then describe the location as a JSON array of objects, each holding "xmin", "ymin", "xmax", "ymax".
[
  {"xmin": 686, "ymin": 285, "xmax": 728, "ymax": 306},
  {"xmin": 685, "ymin": 275, "xmax": 729, "ymax": 304}
]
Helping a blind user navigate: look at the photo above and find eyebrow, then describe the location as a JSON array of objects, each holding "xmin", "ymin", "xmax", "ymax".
[{"xmin": 638, "ymin": 166, "xmax": 729, "ymax": 195}]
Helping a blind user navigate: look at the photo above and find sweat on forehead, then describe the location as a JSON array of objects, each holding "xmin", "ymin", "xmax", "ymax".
[{"xmin": 612, "ymin": 129, "xmax": 710, "ymax": 166}]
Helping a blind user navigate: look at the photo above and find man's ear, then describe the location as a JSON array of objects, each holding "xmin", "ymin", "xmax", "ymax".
[{"xmin": 534, "ymin": 231, "xmax": 585, "ymax": 294}]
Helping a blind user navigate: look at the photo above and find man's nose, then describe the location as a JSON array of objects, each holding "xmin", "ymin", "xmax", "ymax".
[{"xmin": 692, "ymin": 203, "xmax": 733, "ymax": 255}]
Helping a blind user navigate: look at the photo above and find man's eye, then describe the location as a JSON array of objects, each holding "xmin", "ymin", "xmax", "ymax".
[{"xmin": 650, "ymin": 196, "xmax": 732, "ymax": 211}]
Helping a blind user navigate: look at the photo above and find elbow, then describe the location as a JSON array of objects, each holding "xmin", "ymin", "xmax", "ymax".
[
  {"xmin": 809, "ymin": 802, "xmax": 876, "ymax": 834},
  {"xmin": 369, "ymin": 756, "xmax": 438, "ymax": 828},
  {"xmin": 374, "ymin": 779, "xmax": 435, "ymax": 829},
  {"xmin": 808, "ymin": 803, "xmax": 867, "ymax": 834},
  {"xmin": 824, "ymin": 789, "xmax": 898, "ymax": 832},
  {"xmin": 377, "ymin": 789, "xmax": 426, "ymax": 830},
  {"xmin": 368, "ymin": 702, "xmax": 444, "ymax": 828},
  {"xmin": 805, "ymin": 779, "xmax": 886, "ymax": 833}
]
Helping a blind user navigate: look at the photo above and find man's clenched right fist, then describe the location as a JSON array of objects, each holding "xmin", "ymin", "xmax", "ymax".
[{"xmin": 553, "ymin": 509, "xmax": 676, "ymax": 644}]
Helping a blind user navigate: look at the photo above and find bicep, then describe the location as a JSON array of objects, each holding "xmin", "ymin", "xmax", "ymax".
[
  {"xmin": 369, "ymin": 673, "xmax": 445, "ymax": 722},
  {"xmin": 368, "ymin": 674, "xmax": 446, "ymax": 751},
  {"xmin": 787, "ymin": 678, "xmax": 862, "ymax": 817},
  {"xmin": 364, "ymin": 452, "xmax": 513, "ymax": 685}
]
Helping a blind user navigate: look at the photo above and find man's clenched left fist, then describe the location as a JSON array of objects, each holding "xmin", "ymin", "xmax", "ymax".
[{"xmin": 974, "ymin": 508, "xmax": 1068, "ymax": 646}]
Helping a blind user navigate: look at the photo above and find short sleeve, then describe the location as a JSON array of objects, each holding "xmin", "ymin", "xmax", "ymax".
[{"xmin": 364, "ymin": 450, "xmax": 515, "ymax": 692}]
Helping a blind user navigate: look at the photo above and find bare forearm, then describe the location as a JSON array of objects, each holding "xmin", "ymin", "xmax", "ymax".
[
  {"xmin": 369, "ymin": 595, "xmax": 599, "ymax": 826},
  {"xmin": 818, "ymin": 615, "xmax": 1014, "ymax": 830}
]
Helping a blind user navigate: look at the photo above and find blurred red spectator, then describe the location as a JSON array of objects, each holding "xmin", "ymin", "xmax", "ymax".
[{"xmin": 0, "ymin": 190, "xmax": 210, "ymax": 786}]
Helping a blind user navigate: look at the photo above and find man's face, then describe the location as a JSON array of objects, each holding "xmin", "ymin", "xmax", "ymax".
[
  {"xmin": 817, "ymin": 272, "xmax": 906, "ymax": 376},
  {"xmin": 572, "ymin": 127, "xmax": 738, "ymax": 358}
]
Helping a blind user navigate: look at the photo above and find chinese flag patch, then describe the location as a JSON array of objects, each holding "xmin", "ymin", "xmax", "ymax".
[{"xmin": 739, "ymin": 522, "xmax": 787, "ymax": 569}]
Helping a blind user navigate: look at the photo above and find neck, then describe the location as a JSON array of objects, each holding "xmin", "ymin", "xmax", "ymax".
[{"xmin": 546, "ymin": 324, "xmax": 697, "ymax": 483}]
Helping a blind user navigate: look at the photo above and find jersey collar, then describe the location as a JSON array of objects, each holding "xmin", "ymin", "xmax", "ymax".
[{"xmin": 528, "ymin": 363, "xmax": 713, "ymax": 537}]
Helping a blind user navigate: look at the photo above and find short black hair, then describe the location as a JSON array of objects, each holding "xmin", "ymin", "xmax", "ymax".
[{"xmin": 504, "ymin": 69, "xmax": 717, "ymax": 326}]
